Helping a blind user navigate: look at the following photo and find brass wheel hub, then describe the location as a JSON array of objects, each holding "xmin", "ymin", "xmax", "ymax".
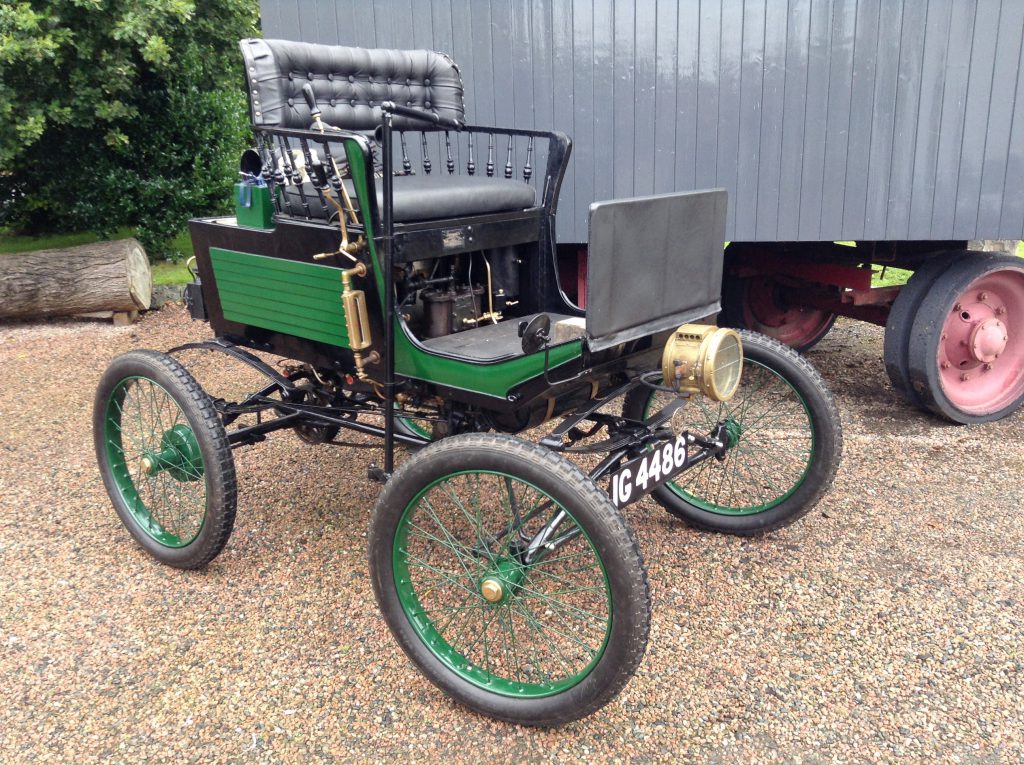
[{"xmin": 481, "ymin": 578, "xmax": 504, "ymax": 603}]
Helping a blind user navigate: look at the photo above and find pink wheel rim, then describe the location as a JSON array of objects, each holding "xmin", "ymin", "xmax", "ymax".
[
  {"xmin": 936, "ymin": 267, "xmax": 1024, "ymax": 414},
  {"xmin": 743, "ymin": 276, "xmax": 834, "ymax": 348}
]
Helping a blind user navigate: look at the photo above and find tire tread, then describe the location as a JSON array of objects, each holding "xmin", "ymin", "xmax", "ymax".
[
  {"xmin": 94, "ymin": 349, "xmax": 237, "ymax": 569},
  {"xmin": 370, "ymin": 433, "xmax": 650, "ymax": 726}
]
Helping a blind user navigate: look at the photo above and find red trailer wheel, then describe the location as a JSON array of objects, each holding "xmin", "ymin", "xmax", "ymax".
[
  {"xmin": 907, "ymin": 254, "xmax": 1024, "ymax": 423},
  {"xmin": 722, "ymin": 273, "xmax": 837, "ymax": 353}
]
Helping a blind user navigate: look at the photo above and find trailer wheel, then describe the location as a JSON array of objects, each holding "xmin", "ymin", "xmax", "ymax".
[
  {"xmin": 907, "ymin": 254, "xmax": 1024, "ymax": 424},
  {"xmin": 882, "ymin": 251, "xmax": 962, "ymax": 405},
  {"xmin": 369, "ymin": 433, "xmax": 650, "ymax": 726},
  {"xmin": 622, "ymin": 331, "xmax": 842, "ymax": 535},
  {"xmin": 721, "ymin": 272, "xmax": 837, "ymax": 352},
  {"xmin": 94, "ymin": 350, "xmax": 237, "ymax": 568}
]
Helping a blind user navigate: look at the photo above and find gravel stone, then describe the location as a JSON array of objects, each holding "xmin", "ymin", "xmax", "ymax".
[{"xmin": 0, "ymin": 309, "xmax": 1021, "ymax": 763}]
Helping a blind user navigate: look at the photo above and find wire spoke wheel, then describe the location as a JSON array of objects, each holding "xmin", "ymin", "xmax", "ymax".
[
  {"xmin": 94, "ymin": 350, "xmax": 236, "ymax": 568},
  {"xmin": 661, "ymin": 367, "xmax": 812, "ymax": 514},
  {"xmin": 107, "ymin": 378, "xmax": 207, "ymax": 545},
  {"xmin": 394, "ymin": 405, "xmax": 439, "ymax": 442},
  {"xmin": 370, "ymin": 434, "xmax": 650, "ymax": 725},
  {"xmin": 623, "ymin": 330, "xmax": 841, "ymax": 535},
  {"xmin": 395, "ymin": 472, "xmax": 611, "ymax": 695}
]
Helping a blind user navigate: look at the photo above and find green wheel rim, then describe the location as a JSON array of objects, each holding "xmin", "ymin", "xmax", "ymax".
[
  {"xmin": 645, "ymin": 359, "xmax": 816, "ymax": 515},
  {"xmin": 104, "ymin": 377, "xmax": 208, "ymax": 547},
  {"xmin": 392, "ymin": 471, "xmax": 612, "ymax": 697}
]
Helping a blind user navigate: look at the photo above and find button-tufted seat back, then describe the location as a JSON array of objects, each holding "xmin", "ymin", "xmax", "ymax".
[{"xmin": 239, "ymin": 38, "xmax": 465, "ymax": 132}]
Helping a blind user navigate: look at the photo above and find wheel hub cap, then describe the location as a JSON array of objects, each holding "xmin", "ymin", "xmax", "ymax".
[
  {"xmin": 480, "ymin": 579, "xmax": 504, "ymax": 603},
  {"xmin": 723, "ymin": 418, "xmax": 743, "ymax": 449},
  {"xmin": 139, "ymin": 424, "xmax": 203, "ymax": 482},
  {"xmin": 969, "ymin": 318, "xmax": 1007, "ymax": 363},
  {"xmin": 479, "ymin": 558, "xmax": 527, "ymax": 605}
]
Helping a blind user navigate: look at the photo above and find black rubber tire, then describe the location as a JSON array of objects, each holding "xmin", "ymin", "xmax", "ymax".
[
  {"xmin": 94, "ymin": 350, "xmax": 237, "ymax": 569},
  {"xmin": 883, "ymin": 251, "xmax": 962, "ymax": 405},
  {"xmin": 720, "ymin": 271, "xmax": 837, "ymax": 353},
  {"xmin": 622, "ymin": 330, "xmax": 842, "ymax": 535},
  {"xmin": 369, "ymin": 433, "xmax": 651, "ymax": 726},
  {"xmin": 906, "ymin": 253, "xmax": 1024, "ymax": 424}
]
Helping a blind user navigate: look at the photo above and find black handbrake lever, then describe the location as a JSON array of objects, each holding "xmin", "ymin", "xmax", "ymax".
[{"xmin": 301, "ymin": 83, "xmax": 321, "ymax": 119}]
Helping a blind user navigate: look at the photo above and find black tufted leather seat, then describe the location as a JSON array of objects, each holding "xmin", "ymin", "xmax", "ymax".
[
  {"xmin": 240, "ymin": 38, "xmax": 537, "ymax": 223},
  {"xmin": 240, "ymin": 38, "xmax": 465, "ymax": 131}
]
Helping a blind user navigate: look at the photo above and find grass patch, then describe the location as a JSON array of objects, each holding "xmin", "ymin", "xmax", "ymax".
[
  {"xmin": 152, "ymin": 260, "xmax": 194, "ymax": 285},
  {"xmin": 0, "ymin": 227, "xmax": 135, "ymax": 254},
  {"xmin": 872, "ymin": 266, "xmax": 913, "ymax": 287},
  {"xmin": 1, "ymin": 228, "xmax": 195, "ymax": 285}
]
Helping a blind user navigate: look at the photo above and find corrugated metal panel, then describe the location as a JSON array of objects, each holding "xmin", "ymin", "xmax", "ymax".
[{"xmin": 259, "ymin": 0, "xmax": 1024, "ymax": 243}]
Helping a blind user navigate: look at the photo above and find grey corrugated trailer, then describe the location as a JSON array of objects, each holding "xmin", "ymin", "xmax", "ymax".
[{"xmin": 257, "ymin": 0, "xmax": 1024, "ymax": 423}]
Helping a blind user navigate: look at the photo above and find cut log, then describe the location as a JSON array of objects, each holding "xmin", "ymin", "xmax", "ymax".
[{"xmin": 0, "ymin": 238, "xmax": 151, "ymax": 320}]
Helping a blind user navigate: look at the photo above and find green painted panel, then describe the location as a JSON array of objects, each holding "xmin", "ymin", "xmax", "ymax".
[
  {"xmin": 210, "ymin": 248, "xmax": 350, "ymax": 347},
  {"xmin": 393, "ymin": 331, "xmax": 582, "ymax": 399},
  {"xmin": 209, "ymin": 276, "xmax": 343, "ymax": 315}
]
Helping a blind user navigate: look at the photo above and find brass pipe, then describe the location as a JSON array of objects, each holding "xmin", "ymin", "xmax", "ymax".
[
  {"xmin": 478, "ymin": 255, "xmax": 501, "ymax": 324},
  {"xmin": 340, "ymin": 262, "xmax": 375, "ymax": 381}
]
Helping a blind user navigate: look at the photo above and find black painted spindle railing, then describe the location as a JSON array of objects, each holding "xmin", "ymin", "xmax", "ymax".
[
  {"xmin": 420, "ymin": 133, "xmax": 431, "ymax": 174},
  {"xmin": 445, "ymin": 132, "xmax": 455, "ymax": 174},
  {"xmin": 400, "ymin": 133, "xmax": 411, "ymax": 174}
]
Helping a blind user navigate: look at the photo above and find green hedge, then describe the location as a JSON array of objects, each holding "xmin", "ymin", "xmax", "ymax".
[{"xmin": 0, "ymin": 1, "xmax": 258, "ymax": 258}]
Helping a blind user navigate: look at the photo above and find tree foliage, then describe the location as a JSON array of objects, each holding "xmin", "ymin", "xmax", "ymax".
[{"xmin": 0, "ymin": 1, "xmax": 259, "ymax": 256}]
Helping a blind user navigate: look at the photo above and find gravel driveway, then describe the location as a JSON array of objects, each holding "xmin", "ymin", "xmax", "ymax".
[{"xmin": 1, "ymin": 307, "xmax": 1021, "ymax": 764}]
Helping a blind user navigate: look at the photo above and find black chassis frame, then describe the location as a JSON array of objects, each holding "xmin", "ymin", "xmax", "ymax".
[{"xmin": 169, "ymin": 332, "xmax": 730, "ymax": 513}]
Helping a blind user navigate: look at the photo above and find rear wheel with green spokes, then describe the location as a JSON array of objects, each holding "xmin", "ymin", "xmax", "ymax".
[
  {"xmin": 623, "ymin": 330, "xmax": 842, "ymax": 535},
  {"xmin": 394, "ymin": 406, "xmax": 438, "ymax": 442},
  {"xmin": 94, "ymin": 350, "xmax": 236, "ymax": 568},
  {"xmin": 370, "ymin": 433, "xmax": 650, "ymax": 726}
]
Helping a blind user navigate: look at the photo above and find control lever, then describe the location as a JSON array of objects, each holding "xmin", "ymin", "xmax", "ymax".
[
  {"xmin": 302, "ymin": 82, "xmax": 363, "ymax": 261},
  {"xmin": 301, "ymin": 83, "xmax": 320, "ymax": 119}
]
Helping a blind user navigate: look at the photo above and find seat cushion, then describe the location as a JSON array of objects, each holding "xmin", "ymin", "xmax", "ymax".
[
  {"xmin": 281, "ymin": 173, "xmax": 536, "ymax": 223},
  {"xmin": 388, "ymin": 174, "xmax": 536, "ymax": 221}
]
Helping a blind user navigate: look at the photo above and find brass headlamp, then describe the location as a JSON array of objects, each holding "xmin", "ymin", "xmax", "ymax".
[{"xmin": 661, "ymin": 324, "xmax": 743, "ymax": 402}]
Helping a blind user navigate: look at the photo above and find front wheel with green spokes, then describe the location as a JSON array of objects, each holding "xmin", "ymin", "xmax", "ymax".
[
  {"xmin": 94, "ymin": 350, "xmax": 237, "ymax": 568},
  {"xmin": 623, "ymin": 330, "xmax": 842, "ymax": 535},
  {"xmin": 369, "ymin": 433, "xmax": 650, "ymax": 726}
]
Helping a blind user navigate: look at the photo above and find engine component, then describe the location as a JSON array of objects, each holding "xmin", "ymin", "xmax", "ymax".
[{"xmin": 422, "ymin": 285, "xmax": 483, "ymax": 337}]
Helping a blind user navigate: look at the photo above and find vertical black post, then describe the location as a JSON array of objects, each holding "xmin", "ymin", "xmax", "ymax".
[{"xmin": 382, "ymin": 114, "xmax": 396, "ymax": 476}]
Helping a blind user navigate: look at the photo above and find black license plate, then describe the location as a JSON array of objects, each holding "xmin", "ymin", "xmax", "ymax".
[{"xmin": 608, "ymin": 434, "xmax": 689, "ymax": 508}]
